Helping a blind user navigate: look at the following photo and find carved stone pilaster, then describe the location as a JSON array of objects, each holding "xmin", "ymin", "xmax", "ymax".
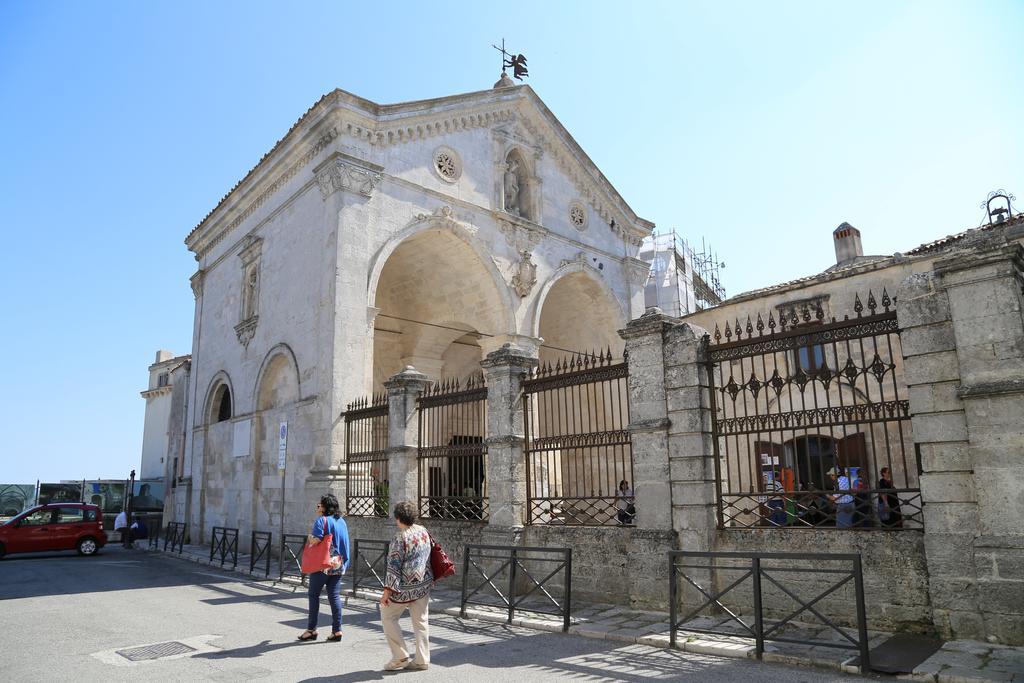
[{"xmin": 313, "ymin": 151, "xmax": 384, "ymax": 199}]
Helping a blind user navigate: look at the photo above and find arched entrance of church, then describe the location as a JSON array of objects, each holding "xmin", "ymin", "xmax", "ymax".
[
  {"xmin": 370, "ymin": 227, "xmax": 512, "ymax": 389},
  {"xmin": 536, "ymin": 270, "xmax": 625, "ymax": 363}
]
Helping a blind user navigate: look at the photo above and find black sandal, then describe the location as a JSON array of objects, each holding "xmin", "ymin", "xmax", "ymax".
[
  {"xmin": 327, "ymin": 632, "xmax": 342, "ymax": 642},
  {"xmin": 298, "ymin": 630, "xmax": 318, "ymax": 641}
]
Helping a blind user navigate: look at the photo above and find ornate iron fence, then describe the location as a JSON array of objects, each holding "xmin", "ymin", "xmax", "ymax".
[
  {"xmin": 209, "ymin": 526, "xmax": 238, "ymax": 568},
  {"xmin": 250, "ymin": 530, "xmax": 272, "ymax": 576},
  {"xmin": 669, "ymin": 550, "xmax": 870, "ymax": 669},
  {"xmin": 523, "ymin": 350, "xmax": 633, "ymax": 526},
  {"xmin": 417, "ymin": 375, "xmax": 488, "ymax": 521},
  {"xmin": 350, "ymin": 538, "xmax": 390, "ymax": 592},
  {"xmin": 345, "ymin": 394, "xmax": 389, "ymax": 517},
  {"xmin": 705, "ymin": 291, "xmax": 921, "ymax": 530},
  {"xmin": 460, "ymin": 544, "xmax": 573, "ymax": 632}
]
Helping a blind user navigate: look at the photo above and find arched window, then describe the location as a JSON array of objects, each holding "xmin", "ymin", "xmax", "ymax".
[{"xmin": 215, "ymin": 385, "xmax": 232, "ymax": 423}]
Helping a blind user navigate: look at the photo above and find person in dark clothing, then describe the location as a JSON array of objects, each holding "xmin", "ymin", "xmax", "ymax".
[{"xmin": 878, "ymin": 467, "xmax": 903, "ymax": 528}]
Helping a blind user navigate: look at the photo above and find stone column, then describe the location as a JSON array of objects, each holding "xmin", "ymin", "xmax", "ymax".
[
  {"xmin": 898, "ymin": 268, "xmax": 976, "ymax": 639},
  {"xmin": 662, "ymin": 322, "xmax": 718, "ymax": 553},
  {"xmin": 384, "ymin": 366, "xmax": 431, "ymax": 511},
  {"xmin": 933, "ymin": 244, "xmax": 1024, "ymax": 644},
  {"xmin": 619, "ymin": 309, "xmax": 675, "ymax": 531},
  {"xmin": 480, "ymin": 344, "xmax": 538, "ymax": 528}
]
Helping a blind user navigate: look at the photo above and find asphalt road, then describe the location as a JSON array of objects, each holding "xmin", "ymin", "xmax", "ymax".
[{"xmin": 0, "ymin": 546, "xmax": 866, "ymax": 682}]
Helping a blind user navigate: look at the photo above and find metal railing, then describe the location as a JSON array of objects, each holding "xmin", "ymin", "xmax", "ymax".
[
  {"xmin": 350, "ymin": 538, "xmax": 390, "ymax": 591},
  {"xmin": 250, "ymin": 531, "xmax": 272, "ymax": 576},
  {"xmin": 163, "ymin": 522, "xmax": 187, "ymax": 554},
  {"xmin": 460, "ymin": 544, "xmax": 572, "ymax": 632},
  {"xmin": 209, "ymin": 526, "xmax": 238, "ymax": 569},
  {"xmin": 344, "ymin": 394, "xmax": 390, "ymax": 517},
  {"xmin": 668, "ymin": 550, "xmax": 869, "ymax": 668},
  {"xmin": 280, "ymin": 533, "xmax": 307, "ymax": 583},
  {"xmin": 148, "ymin": 523, "xmax": 161, "ymax": 549},
  {"xmin": 705, "ymin": 291, "xmax": 921, "ymax": 531},
  {"xmin": 523, "ymin": 351, "xmax": 633, "ymax": 526},
  {"xmin": 418, "ymin": 375, "xmax": 489, "ymax": 521}
]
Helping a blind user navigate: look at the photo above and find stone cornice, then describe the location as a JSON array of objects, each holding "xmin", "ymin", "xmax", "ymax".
[
  {"xmin": 185, "ymin": 86, "xmax": 653, "ymax": 260},
  {"xmin": 957, "ymin": 378, "xmax": 1024, "ymax": 399},
  {"xmin": 140, "ymin": 386, "xmax": 173, "ymax": 399}
]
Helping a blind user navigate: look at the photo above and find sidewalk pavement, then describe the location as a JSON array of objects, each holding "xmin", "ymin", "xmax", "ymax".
[{"xmin": 141, "ymin": 542, "xmax": 1024, "ymax": 683}]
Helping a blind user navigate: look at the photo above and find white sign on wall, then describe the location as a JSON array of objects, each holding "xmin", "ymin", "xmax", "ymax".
[
  {"xmin": 277, "ymin": 422, "xmax": 288, "ymax": 471},
  {"xmin": 232, "ymin": 419, "xmax": 251, "ymax": 458}
]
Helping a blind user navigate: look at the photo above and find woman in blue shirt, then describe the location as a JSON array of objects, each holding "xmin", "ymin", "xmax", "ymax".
[{"xmin": 298, "ymin": 493, "xmax": 350, "ymax": 642}]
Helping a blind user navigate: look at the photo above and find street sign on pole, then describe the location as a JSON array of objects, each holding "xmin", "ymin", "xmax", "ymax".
[{"xmin": 278, "ymin": 422, "xmax": 288, "ymax": 470}]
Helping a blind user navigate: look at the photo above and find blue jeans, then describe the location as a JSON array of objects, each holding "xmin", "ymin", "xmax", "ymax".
[
  {"xmin": 307, "ymin": 572, "xmax": 343, "ymax": 632},
  {"xmin": 836, "ymin": 503, "xmax": 854, "ymax": 528}
]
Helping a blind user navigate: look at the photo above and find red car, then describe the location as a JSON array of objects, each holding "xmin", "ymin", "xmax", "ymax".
[{"xmin": 0, "ymin": 503, "xmax": 106, "ymax": 558}]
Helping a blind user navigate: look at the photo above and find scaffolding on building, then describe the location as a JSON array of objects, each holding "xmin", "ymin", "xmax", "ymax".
[{"xmin": 640, "ymin": 229, "xmax": 726, "ymax": 317}]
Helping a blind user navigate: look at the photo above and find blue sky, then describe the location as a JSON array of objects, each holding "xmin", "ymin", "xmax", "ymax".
[{"xmin": 1, "ymin": 1, "xmax": 1021, "ymax": 483}]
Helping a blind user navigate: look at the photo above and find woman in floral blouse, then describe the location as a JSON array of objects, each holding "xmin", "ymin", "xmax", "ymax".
[{"xmin": 378, "ymin": 500, "xmax": 433, "ymax": 671}]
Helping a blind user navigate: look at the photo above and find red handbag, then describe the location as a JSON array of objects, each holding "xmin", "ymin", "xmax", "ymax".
[
  {"xmin": 429, "ymin": 534, "xmax": 455, "ymax": 581},
  {"xmin": 300, "ymin": 516, "xmax": 334, "ymax": 574}
]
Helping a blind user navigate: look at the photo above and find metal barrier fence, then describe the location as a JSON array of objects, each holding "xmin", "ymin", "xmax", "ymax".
[
  {"xmin": 148, "ymin": 523, "xmax": 161, "ymax": 549},
  {"xmin": 345, "ymin": 394, "xmax": 390, "ymax": 517},
  {"xmin": 668, "ymin": 550, "xmax": 870, "ymax": 668},
  {"xmin": 163, "ymin": 522, "xmax": 187, "ymax": 553},
  {"xmin": 280, "ymin": 533, "xmax": 307, "ymax": 583},
  {"xmin": 523, "ymin": 351, "xmax": 633, "ymax": 526},
  {"xmin": 210, "ymin": 526, "xmax": 239, "ymax": 569},
  {"xmin": 418, "ymin": 375, "xmax": 489, "ymax": 521},
  {"xmin": 460, "ymin": 544, "xmax": 572, "ymax": 632},
  {"xmin": 350, "ymin": 538, "xmax": 390, "ymax": 591},
  {"xmin": 250, "ymin": 531, "xmax": 272, "ymax": 576}
]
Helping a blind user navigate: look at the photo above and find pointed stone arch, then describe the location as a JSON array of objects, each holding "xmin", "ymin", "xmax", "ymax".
[
  {"xmin": 203, "ymin": 371, "xmax": 235, "ymax": 425},
  {"xmin": 532, "ymin": 260, "xmax": 627, "ymax": 361},
  {"xmin": 254, "ymin": 343, "xmax": 301, "ymax": 412}
]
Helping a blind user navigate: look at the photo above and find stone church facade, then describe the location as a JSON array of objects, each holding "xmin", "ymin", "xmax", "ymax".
[{"xmin": 170, "ymin": 77, "xmax": 653, "ymax": 549}]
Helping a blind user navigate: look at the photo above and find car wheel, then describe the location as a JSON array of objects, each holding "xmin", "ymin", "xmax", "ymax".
[{"xmin": 77, "ymin": 537, "xmax": 99, "ymax": 556}]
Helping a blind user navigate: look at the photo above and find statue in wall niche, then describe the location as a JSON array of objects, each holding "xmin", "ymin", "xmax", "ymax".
[
  {"xmin": 503, "ymin": 160, "xmax": 520, "ymax": 216},
  {"xmin": 243, "ymin": 266, "xmax": 258, "ymax": 320},
  {"xmin": 511, "ymin": 250, "xmax": 537, "ymax": 298}
]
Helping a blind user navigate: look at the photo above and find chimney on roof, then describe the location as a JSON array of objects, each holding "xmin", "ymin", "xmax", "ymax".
[
  {"xmin": 155, "ymin": 350, "xmax": 174, "ymax": 363},
  {"xmin": 833, "ymin": 222, "xmax": 863, "ymax": 266}
]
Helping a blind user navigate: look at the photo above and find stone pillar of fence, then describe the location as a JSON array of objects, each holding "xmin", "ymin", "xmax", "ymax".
[
  {"xmin": 384, "ymin": 366, "xmax": 431, "ymax": 511},
  {"xmin": 480, "ymin": 343, "xmax": 538, "ymax": 528},
  {"xmin": 907, "ymin": 243, "xmax": 1024, "ymax": 644},
  {"xmin": 619, "ymin": 309, "xmax": 675, "ymax": 531}
]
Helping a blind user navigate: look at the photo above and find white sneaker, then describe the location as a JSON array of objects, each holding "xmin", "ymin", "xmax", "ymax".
[{"xmin": 383, "ymin": 657, "xmax": 411, "ymax": 671}]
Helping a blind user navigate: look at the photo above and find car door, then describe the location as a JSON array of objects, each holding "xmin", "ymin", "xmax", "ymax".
[
  {"xmin": 53, "ymin": 507, "xmax": 85, "ymax": 549},
  {"xmin": 9, "ymin": 508, "xmax": 56, "ymax": 552}
]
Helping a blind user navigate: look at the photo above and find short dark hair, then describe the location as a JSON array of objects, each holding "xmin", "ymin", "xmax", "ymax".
[
  {"xmin": 320, "ymin": 493, "xmax": 341, "ymax": 519},
  {"xmin": 393, "ymin": 501, "xmax": 417, "ymax": 526}
]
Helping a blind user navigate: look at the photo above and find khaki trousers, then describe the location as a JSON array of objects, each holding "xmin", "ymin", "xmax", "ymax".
[{"xmin": 379, "ymin": 595, "xmax": 430, "ymax": 665}]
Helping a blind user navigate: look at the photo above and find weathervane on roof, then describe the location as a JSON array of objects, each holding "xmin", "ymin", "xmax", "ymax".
[{"xmin": 493, "ymin": 39, "xmax": 528, "ymax": 80}]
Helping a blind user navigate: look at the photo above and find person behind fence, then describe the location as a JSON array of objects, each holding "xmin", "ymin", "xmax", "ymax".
[
  {"xmin": 763, "ymin": 472, "xmax": 786, "ymax": 526},
  {"xmin": 828, "ymin": 467, "xmax": 855, "ymax": 528},
  {"xmin": 298, "ymin": 493, "xmax": 349, "ymax": 643},
  {"xmin": 379, "ymin": 500, "xmax": 433, "ymax": 671},
  {"xmin": 615, "ymin": 479, "xmax": 635, "ymax": 525},
  {"xmin": 878, "ymin": 467, "xmax": 903, "ymax": 528},
  {"xmin": 130, "ymin": 515, "xmax": 148, "ymax": 541}
]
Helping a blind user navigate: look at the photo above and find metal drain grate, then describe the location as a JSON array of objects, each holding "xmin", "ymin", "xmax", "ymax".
[{"xmin": 116, "ymin": 641, "xmax": 196, "ymax": 662}]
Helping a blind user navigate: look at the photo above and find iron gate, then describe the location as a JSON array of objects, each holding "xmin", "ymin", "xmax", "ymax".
[
  {"xmin": 344, "ymin": 394, "xmax": 389, "ymax": 517},
  {"xmin": 417, "ymin": 375, "xmax": 488, "ymax": 520},
  {"xmin": 705, "ymin": 291, "xmax": 920, "ymax": 529},
  {"xmin": 523, "ymin": 350, "xmax": 632, "ymax": 526}
]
